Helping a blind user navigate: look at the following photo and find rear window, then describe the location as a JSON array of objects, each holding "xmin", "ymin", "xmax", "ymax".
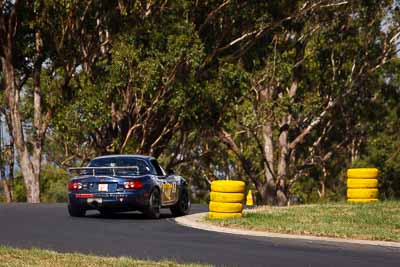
[{"xmin": 88, "ymin": 157, "xmax": 151, "ymax": 175}]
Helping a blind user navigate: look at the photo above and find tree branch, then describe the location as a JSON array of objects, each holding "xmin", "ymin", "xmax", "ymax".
[
  {"xmin": 218, "ymin": 129, "xmax": 260, "ymax": 187},
  {"xmin": 120, "ymin": 123, "xmax": 143, "ymax": 153},
  {"xmin": 289, "ymin": 98, "xmax": 335, "ymax": 150},
  {"xmin": 199, "ymin": 0, "xmax": 231, "ymax": 33}
]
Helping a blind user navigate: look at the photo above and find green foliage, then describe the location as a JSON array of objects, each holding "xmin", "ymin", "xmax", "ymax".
[
  {"xmin": 39, "ymin": 165, "xmax": 70, "ymax": 203},
  {"xmin": 353, "ymin": 110, "xmax": 400, "ymax": 199},
  {"xmin": 12, "ymin": 176, "xmax": 27, "ymax": 202},
  {"xmin": 3, "ymin": 0, "xmax": 400, "ymax": 203},
  {"xmin": 350, "ymin": 58, "xmax": 400, "ymax": 199},
  {"xmin": 12, "ymin": 165, "xmax": 69, "ymax": 203}
]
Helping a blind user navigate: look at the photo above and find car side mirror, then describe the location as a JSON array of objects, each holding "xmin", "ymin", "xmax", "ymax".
[{"xmin": 167, "ymin": 169, "xmax": 175, "ymax": 176}]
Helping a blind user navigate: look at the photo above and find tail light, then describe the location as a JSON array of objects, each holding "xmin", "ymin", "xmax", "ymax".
[
  {"xmin": 75, "ymin": 193, "xmax": 94, "ymax": 198},
  {"xmin": 68, "ymin": 181, "xmax": 82, "ymax": 190},
  {"xmin": 124, "ymin": 180, "xmax": 143, "ymax": 189}
]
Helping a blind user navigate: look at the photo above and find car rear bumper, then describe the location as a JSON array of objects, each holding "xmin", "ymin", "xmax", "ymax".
[{"xmin": 68, "ymin": 190, "xmax": 149, "ymax": 211}]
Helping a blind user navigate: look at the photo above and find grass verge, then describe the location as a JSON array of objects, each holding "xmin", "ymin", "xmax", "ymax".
[
  {"xmin": 206, "ymin": 201, "xmax": 400, "ymax": 241},
  {"xmin": 0, "ymin": 246, "xmax": 208, "ymax": 267}
]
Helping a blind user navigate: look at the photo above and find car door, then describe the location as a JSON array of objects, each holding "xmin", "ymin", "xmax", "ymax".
[{"xmin": 150, "ymin": 159, "xmax": 178, "ymax": 205}]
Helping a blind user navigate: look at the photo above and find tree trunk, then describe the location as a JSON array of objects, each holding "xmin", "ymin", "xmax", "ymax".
[
  {"xmin": 0, "ymin": 102, "xmax": 16, "ymax": 202},
  {"xmin": 350, "ymin": 138, "xmax": 360, "ymax": 163},
  {"xmin": 1, "ymin": 6, "xmax": 42, "ymax": 203},
  {"xmin": 5, "ymin": 113, "xmax": 15, "ymax": 202},
  {"xmin": 318, "ymin": 181, "xmax": 326, "ymax": 199},
  {"xmin": 257, "ymin": 179, "xmax": 276, "ymax": 205},
  {"xmin": 2, "ymin": 58, "xmax": 41, "ymax": 203},
  {"xmin": 1, "ymin": 179, "xmax": 12, "ymax": 203},
  {"xmin": 275, "ymin": 117, "xmax": 290, "ymax": 206},
  {"xmin": 261, "ymin": 123, "xmax": 276, "ymax": 205},
  {"xmin": 258, "ymin": 86, "xmax": 280, "ymax": 205},
  {"xmin": 1, "ymin": 164, "xmax": 13, "ymax": 202},
  {"xmin": 318, "ymin": 166, "xmax": 327, "ymax": 199}
]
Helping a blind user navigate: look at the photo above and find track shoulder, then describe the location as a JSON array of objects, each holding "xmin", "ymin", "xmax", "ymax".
[{"xmin": 175, "ymin": 212, "xmax": 400, "ymax": 248}]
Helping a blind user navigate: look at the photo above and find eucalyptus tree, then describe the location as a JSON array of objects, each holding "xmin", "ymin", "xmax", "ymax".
[
  {"xmin": 6, "ymin": 0, "xmax": 397, "ymax": 205},
  {"xmin": 205, "ymin": 0, "xmax": 400, "ymax": 205},
  {"xmin": 49, "ymin": 0, "xmax": 245, "ymax": 168},
  {"xmin": 0, "ymin": 0, "xmax": 112, "ymax": 202}
]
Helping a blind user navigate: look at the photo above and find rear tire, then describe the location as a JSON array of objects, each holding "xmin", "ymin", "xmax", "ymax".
[
  {"xmin": 144, "ymin": 189, "xmax": 161, "ymax": 219},
  {"xmin": 68, "ymin": 204, "xmax": 86, "ymax": 217},
  {"xmin": 171, "ymin": 188, "xmax": 191, "ymax": 217}
]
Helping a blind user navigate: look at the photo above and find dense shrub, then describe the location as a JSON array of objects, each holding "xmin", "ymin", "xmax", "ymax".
[{"xmin": 10, "ymin": 165, "xmax": 70, "ymax": 203}]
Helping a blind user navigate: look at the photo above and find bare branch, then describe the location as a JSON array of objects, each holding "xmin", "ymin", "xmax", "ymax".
[
  {"xmin": 120, "ymin": 123, "xmax": 143, "ymax": 153},
  {"xmin": 216, "ymin": 29, "xmax": 259, "ymax": 52},
  {"xmin": 320, "ymin": 1, "xmax": 348, "ymax": 8},
  {"xmin": 149, "ymin": 120, "xmax": 181, "ymax": 154},
  {"xmin": 218, "ymin": 129, "xmax": 260, "ymax": 187},
  {"xmin": 217, "ymin": 0, "xmax": 331, "ymax": 55},
  {"xmin": 389, "ymin": 30, "xmax": 400, "ymax": 44},
  {"xmin": 247, "ymin": 124, "xmax": 275, "ymax": 180},
  {"xmin": 289, "ymin": 98, "xmax": 335, "ymax": 150},
  {"xmin": 199, "ymin": 0, "xmax": 231, "ymax": 32},
  {"xmin": 60, "ymin": 155, "xmax": 76, "ymax": 166}
]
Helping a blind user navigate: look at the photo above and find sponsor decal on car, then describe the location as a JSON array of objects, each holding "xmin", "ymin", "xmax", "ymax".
[{"xmin": 162, "ymin": 183, "xmax": 177, "ymax": 201}]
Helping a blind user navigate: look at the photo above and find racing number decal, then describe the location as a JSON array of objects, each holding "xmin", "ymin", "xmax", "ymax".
[
  {"xmin": 162, "ymin": 183, "xmax": 177, "ymax": 202},
  {"xmin": 162, "ymin": 184, "xmax": 172, "ymax": 202}
]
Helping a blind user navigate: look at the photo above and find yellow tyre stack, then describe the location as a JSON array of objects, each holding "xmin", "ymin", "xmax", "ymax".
[
  {"xmin": 347, "ymin": 168, "xmax": 379, "ymax": 203},
  {"xmin": 209, "ymin": 180, "xmax": 245, "ymax": 219}
]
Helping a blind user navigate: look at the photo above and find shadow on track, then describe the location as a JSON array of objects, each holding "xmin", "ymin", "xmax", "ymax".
[
  {"xmin": 83, "ymin": 210, "xmax": 174, "ymax": 220},
  {"xmin": 81, "ymin": 203, "xmax": 207, "ymax": 221}
]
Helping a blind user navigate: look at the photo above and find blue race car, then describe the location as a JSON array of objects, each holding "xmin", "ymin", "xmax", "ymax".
[{"xmin": 67, "ymin": 155, "xmax": 190, "ymax": 219}]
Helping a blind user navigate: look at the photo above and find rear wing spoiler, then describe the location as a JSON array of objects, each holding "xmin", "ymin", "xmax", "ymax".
[{"xmin": 68, "ymin": 166, "xmax": 140, "ymax": 176}]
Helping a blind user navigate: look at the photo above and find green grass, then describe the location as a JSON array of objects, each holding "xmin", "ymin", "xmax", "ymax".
[
  {"xmin": 0, "ymin": 247, "xmax": 209, "ymax": 267},
  {"xmin": 207, "ymin": 201, "xmax": 400, "ymax": 241}
]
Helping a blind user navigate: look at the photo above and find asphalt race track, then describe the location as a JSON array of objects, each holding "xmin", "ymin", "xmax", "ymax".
[{"xmin": 0, "ymin": 203, "xmax": 399, "ymax": 267}]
